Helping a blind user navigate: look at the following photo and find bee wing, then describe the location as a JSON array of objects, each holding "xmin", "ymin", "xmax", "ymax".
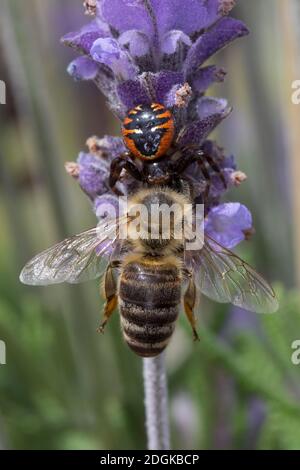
[
  {"xmin": 20, "ymin": 217, "xmax": 125, "ymax": 286},
  {"xmin": 194, "ymin": 236, "xmax": 278, "ymax": 313}
]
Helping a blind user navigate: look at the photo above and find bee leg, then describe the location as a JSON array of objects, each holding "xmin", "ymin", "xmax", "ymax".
[
  {"xmin": 183, "ymin": 276, "xmax": 200, "ymax": 342},
  {"xmin": 97, "ymin": 262, "xmax": 119, "ymax": 334},
  {"xmin": 109, "ymin": 154, "xmax": 143, "ymax": 194}
]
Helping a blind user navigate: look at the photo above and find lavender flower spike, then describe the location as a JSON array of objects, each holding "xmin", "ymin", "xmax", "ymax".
[
  {"xmin": 64, "ymin": 1, "xmax": 250, "ymax": 239},
  {"xmin": 59, "ymin": 0, "xmax": 269, "ymax": 452}
]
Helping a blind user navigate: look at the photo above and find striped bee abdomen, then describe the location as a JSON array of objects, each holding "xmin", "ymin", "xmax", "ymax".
[{"xmin": 119, "ymin": 259, "xmax": 181, "ymax": 357}]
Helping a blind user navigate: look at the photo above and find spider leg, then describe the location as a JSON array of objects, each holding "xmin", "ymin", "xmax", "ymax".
[
  {"xmin": 168, "ymin": 148, "xmax": 211, "ymax": 205},
  {"xmin": 196, "ymin": 157, "xmax": 211, "ymax": 204},
  {"xmin": 109, "ymin": 153, "xmax": 143, "ymax": 195},
  {"xmin": 203, "ymin": 153, "xmax": 227, "ymax": 189},
  {"xmin": 169, "ymin": 149, "xmax": 204, "ymax": 175}
]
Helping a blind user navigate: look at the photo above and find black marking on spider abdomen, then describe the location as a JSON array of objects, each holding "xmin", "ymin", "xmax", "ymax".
[
  {"xmin": 123, "ymin": 106, "xmax": 171, "ymax": 131},
  {"xmin": 123, "ymin": 104, "xmax": 173, "ymax": 158},
  {"xmin": 119, "ymin": 260, "xmax": 181, "ymax": 357}
]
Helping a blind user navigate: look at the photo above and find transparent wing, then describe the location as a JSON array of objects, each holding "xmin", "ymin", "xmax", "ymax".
[
  {"xmin": 194, "ymin": 237, "xmax": 278, "ymax": 313},
  {"xmin": 20, "ymin": 217, "xmax": 124, "ymax": 286}
]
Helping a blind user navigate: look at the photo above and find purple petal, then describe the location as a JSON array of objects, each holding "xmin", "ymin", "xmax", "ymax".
[
  {"xmin": 91, "ymin": 37, "xmax": 138, "ymax": 80},
  {"xmin": 119, "ymin": 30, "xmax": 151, "ymax": 57},
  {"xmin": 164, "ymin": 84, "xmax": 183, "ymax": 108},
  {"xmin": 146, "ymin": 71, "xmax": 184, "ymax": 105},
  {"xmin": 94, "ymin": 135, "xmax": 126, "ymax": 159},
  {"xmin": 201, "ymin": 140, "xmax": 236, "ymax": 171},
  {"xmin": 177, "ymin": 106, "xmax": 231, "ymax": 147},
  {"xmin": 100, "ymin": 0, "xmax": 153, "ymax": 37},
  {"xmin": 200, "ymin": 141, "xmax": 236, "ymax": 200},
  {"xmin": 92, "ymin": 67, "xmax": 127, "ymax": 118},
  {"xmin": 151, "ymin": 0, "xmax": 221, "ymax": 36},
  {"xmin": 197, "ymin": 97, "xmax": 228, "ymax": 119},
  {"xmin": 184, "ymin": 17, "xmax": 249, "ymax": 78},
  {"xmin": 62, "ymin": 19, "xmax": 109, "ymax": 54},
  {"xmin": 78, "ymin": 152, "xmax": 110, "ymax": 199},
  {"xmin": 94, "ymin": 194, "xmax": 120, "ymax": 219},
  {"xmin": 208, "ymin": 170, "xmax": 233, "ymax": 199},
  {"xmin": 117, "ymin": 79, "xmax": 151, "ymax": 110},
  {"xmin": 117, "ymin": 71, "xmax": 184, "ymax": 111},
  {"xmin": 192, "ymin": 66, "xmax": 226, "ymax": 94},
  {"xmin": 80, "ymin": 136, "xmax": 127, "ymax": 197},
  {"xmin": 67, "ymin": 57, "xmax": 99, "ymax": 81},
  {"xmin": 162, "ymin": 30, "xmax": 192, "ymax": 55},
  {"xmin": 92, "ymin": 37, "xmax": 121, "ymax": 64},
  {"xmin": 205, "ymin": 203, "xmax": 253, "ymax": 249}
]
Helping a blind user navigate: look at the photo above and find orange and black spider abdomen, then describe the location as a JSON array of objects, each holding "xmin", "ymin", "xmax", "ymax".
[{"xmin": 122, "ymin": 103, "xmax": 175, "ymax": 161}]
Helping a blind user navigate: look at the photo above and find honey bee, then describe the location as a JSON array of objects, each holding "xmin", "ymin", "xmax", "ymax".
[{"xmin": 20, "ymin": 186, "xmax": 278, "ymax": 357}]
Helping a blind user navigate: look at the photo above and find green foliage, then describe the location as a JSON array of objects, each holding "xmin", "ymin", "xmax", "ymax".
[
  {"xmin": 0, "ymin": 286, "xmax": 144, "ymax": 450},
  {"xmin": 199, "ymin": 286, "xmax": 300, "ymax": 449},
  {"xmin": 2, "ymin": 283, "xmax": 300, "ymax": 449}
]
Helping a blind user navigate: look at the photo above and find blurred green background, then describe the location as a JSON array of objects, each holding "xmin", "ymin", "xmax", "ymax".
[{"xmin": 0, "ymin": 0, "xmax": 300, "ymax": 450}]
